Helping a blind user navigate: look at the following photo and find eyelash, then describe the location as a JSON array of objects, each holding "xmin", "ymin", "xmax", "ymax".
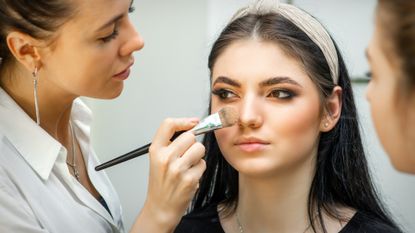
[
  {"xmin": 211, "ymin": 88, "xmax": 295, "ymax": 101},
  {"xmin": 101, "ymin": 5, "xmax": 135, "ymax": 43},
  {"xmin": 129, "ymin": 5, "xmax": 135, "ymax": 13},
  {"xmin": 267, "ymin": 89, "xmax": 295, "ymax": 99},
  {"xmin": 211, "ymin": 88, "xmax": 236, "ymax": 100},
  {"xmin": 101, "ymin": 27, "xmax": 119, "ymax": 43},
  {"xmin": 366, "ymin": 71, "xmax": 372, "ymax": 78}
]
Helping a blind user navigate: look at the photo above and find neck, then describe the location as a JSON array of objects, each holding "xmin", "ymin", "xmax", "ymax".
[
  {"xmin": 2, "ymin": 67, "xmax": 76, "ymax": 142},
  {"xmin": 237, "ymin": 155, "xmax": 316, "ymax": 233}
]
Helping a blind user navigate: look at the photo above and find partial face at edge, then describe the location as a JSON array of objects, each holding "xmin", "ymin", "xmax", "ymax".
[
  {"xmin": 366, "ymin": 9, "xmax": 415, "ymax": 173},
  {"xmin": 210, "ymin": 39, "xmax": 326, "ymax": 177}
]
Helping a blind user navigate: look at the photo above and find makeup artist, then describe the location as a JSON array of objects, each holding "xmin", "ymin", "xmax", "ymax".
[
  {"xmin": 366, "ymin": 1, "xmax": 415, "ymax": 173},
  {"xmin": 0, "ymin": 1, "xmax": 205, "ymax": 233}
]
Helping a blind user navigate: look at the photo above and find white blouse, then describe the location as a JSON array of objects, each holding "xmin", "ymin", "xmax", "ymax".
[{"xmin": 0, "ymin": 88, "xmax": 125, "ymax": 233}]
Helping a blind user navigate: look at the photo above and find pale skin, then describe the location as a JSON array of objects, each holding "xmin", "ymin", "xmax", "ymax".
[
  {"xmin": 1, "ymin": 0, "xmax": 205, "ymax": 232},
  {"xmin": 366, "ymin": 7, "xmax": 415, "ymax": 174},
  {"xmin": 209, "ymin": 39, "xmax": 354, "ymax": 233}
]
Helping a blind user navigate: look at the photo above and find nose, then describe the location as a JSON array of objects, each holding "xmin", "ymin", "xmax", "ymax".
[
  {"xmin": 120, "ymin": 19, "xmax": 144, "ymax": 57},
  {"xmin": 238, "ymin": 94, "xmax": 263, "ymax": 129},
  {"xmin": 365, "ymin": 80, "xmax": 372, "ymax": 102}
]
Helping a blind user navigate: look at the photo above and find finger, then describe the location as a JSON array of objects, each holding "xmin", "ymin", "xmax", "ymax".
[
  {"xmin": 151, "ymin": 118, "xmax": 199, "ymax": 148},
  {"xmin": 185, "ymin": 159, "xmax": 207, "ymax": 188},
  {"xmin": 166, "ymin": 132, "xmax": 197, "ymax": 159},
  {"xmin": 178, "ymin": 142, "xmax": 206, "ymax": 168}
]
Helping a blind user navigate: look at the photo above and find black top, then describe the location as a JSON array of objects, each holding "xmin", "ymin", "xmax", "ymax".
[{"xmin": 174, "ymin": 205, "xmax": 401, "ymax": 233}]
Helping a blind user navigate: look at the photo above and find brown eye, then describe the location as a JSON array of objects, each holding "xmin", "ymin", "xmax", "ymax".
[
  {"xmin": 268, "ymin": 90, "xmax": 294, "ymax": 99},
  {"xmin": 212, "ymin": 89, "xmax": 237, "ymax": 100}
]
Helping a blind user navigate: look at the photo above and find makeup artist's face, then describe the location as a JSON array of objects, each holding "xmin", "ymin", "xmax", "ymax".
[
  {"xmin": 366, "ymin": 11, "xmax": 415, "ymax": 173},
  {"xmin": 38, "ymin": 0, "xmax": 143, "ymax": 99},
  {"xmin": 211, "ymin": 39, "xmax": 325, "ymax": 177}
]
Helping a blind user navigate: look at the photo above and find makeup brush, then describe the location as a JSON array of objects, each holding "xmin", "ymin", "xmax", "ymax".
[{"xmin": 95, "ymin": 107, "xmax": 238, "ymax": 171}]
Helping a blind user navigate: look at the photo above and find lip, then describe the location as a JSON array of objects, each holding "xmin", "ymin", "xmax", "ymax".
[
  {"xmin": 234, "ymin": 137, "xmax": 270, "ymax": 153},
  {"xmin": 113, "ymin": 62, "xmax": 134, "ymax": 80}
]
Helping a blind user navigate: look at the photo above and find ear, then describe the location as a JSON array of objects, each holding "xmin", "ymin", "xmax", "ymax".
[
  {"xmin": 320, "ymin": 86, "xmax": 342, "ymax": 132},
  {"xmin": 6, "ymin": 31, "xmax": 43, "ymax": 72}
]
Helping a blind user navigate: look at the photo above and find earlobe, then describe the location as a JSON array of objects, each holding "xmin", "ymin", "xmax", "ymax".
[
  {"xmin": 6, "ymin": 31, "xmax": 42, "ymax": 71},
  {"xmin": 320, "ymin": 86, "xmax": 343, "ymax": 132}
]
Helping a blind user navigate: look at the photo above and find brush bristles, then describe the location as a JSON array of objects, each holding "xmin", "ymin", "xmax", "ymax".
[{"xmin": 218, "ymin": 107, "xmax": 239, "ymax": 128}]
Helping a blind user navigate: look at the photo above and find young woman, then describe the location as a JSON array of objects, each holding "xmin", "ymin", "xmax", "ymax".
[
  {"xmin": 0, "ymin": 0, "xmax": 205, "ymax": 232},
  {"xmin": 366, "ymin": 0, "xmax": 415, "ymax": 174},
  {"xmin": 174, "ymin": 1, "xmax": 401, "ymax": 232}
]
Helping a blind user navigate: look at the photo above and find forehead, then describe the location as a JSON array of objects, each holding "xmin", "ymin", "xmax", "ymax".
[
  {"xmin": 212, "ymin": 39, "xmax": 308, "ymax": 83},
  {"xmin": 370, "ymin": 11, "xmax": 400, "ymax": 69},
  {"xmin": 67, "ymin": 0, "xmax": 130, "ymax": 28}
]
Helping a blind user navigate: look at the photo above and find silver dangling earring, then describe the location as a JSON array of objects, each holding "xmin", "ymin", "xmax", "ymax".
[{"xmin": 32, "ymin": 67, "xmax": 40, "ymax": 125}]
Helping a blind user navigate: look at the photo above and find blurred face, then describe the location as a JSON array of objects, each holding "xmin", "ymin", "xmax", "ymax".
[
  {"xmin": 38, "ymin": 0, "xmax": 144, "ymax": 99},
  {"xmin": 211, "ymin": 39, "xmax": 325, "ymax": 178},
  {"xmin": 366, "ymin": 10, "xmax": 415, "ymax": 173}
]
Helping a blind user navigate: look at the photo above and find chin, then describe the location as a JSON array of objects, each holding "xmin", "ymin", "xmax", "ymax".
[
  {"xmin": 101, "ymin": 84, "xmax": 124, "ymax": 99},
  {"xmin": 233, "ymin": 159, "xmax": 283, "ymax": 177},
  {"xmin": 389, "ymin": 153, "xmax": 415, "ymax": 174},
  {"xmin": 108, "ymin": 90, "xmax": 123, "ymax": 99}
]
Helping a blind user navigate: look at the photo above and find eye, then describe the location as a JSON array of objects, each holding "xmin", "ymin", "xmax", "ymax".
[
  {"xmin": 267, "ymin": 89, "xmax": 294, "ymax": 99},
  {"xmin": 129, "ymin": 0, "xmax": 136, "ymax": 13},
  {"xmin": 365, "ymin": 71, "xmax": 372, "ymax": 78},
  {"xmin": 211, "ymin": 88, "xmax": 237, "ymax": 100},
  {"xmin": 129, "ymin": 6, "xmax": 135, "ymax": 13},
  {"xmin": 100, "ymin": 25, "xmax": 119, "ymax": 43},
  {"xmin": 101, "ymin": 30, "xmax": 119, "ymax": 43}
]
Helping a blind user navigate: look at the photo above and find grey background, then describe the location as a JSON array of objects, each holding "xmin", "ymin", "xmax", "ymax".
[{"xmin": 84, "ymin": 0, "xmax": 415, "ymax": 231}]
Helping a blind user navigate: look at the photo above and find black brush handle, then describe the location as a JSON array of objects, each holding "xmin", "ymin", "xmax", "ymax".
[{"xmin": 95, "ymin": 131, "xmax": 184, "ymax": 171}]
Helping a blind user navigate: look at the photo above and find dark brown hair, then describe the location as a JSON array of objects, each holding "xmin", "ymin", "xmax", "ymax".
[
  {"xmin": 377, "ymin": 0, "xmax": 415, "ymax": 97},
  {"xmin": 0, "ymin": 0, "xmax": 76, "ymax": 70}
]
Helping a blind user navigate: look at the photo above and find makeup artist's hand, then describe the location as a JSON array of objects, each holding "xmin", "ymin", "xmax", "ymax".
[{"xmin": 131, "ymin": 118, "xmax": 206, "ymax": 233}]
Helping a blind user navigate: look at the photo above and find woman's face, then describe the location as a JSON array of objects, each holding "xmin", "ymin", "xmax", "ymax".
[
  {"xmin": 211, "ymin": 39, "xmax": 326, "ymax": 177},
  {"xmin": 38, "ymin": 0, "xmax": 144, "ymax": 99},
  {"xmin": 366, "ymin": 10, "xmax": 415, "ymax": 173}
]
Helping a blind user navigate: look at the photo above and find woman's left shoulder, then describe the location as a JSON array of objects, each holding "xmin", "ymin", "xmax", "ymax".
[{"xmin": 340, "ymin": 211, "xmax": 402, "ymax": 233}]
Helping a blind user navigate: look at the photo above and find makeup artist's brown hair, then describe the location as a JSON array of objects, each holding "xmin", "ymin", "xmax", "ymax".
[
  {"xmin": 377, "ymin": 0, "xmax": 415, "ymax": 98},
  {"xmin": 189, "ymin": 12, "xmax": 401, "ymax": 233},
  {"xmin": 0, "ymin": 0, "xmax": 76, "ymax": 76}
]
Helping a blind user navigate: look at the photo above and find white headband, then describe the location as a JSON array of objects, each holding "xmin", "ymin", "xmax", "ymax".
[{"xmin": 231, "ymin": 0, "xmax": 339, "ymax": 84}]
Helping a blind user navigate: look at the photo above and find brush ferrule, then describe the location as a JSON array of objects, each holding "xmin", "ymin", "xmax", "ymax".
[{"xmin": 190, "ymin": 112, "xmax": 223, "ymax": 135}]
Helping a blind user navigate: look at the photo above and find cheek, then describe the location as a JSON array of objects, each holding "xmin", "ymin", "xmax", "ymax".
[
  {"xmin": 212, "ymin": 98, "xmax": 234, "ymax": 148},
  {"xmin": 273, "ymin": 101, "xmax": 321, "ymax": 137},
  {"xmin": 60, "ymin": 48, "xmax": 118, "ymax": 96},
  {"xmin": 271, "ymin": 102, "xmax": 322, "ymax": 163},
  {"xmin": 368, "ymin": 78, "xmax": 394, "ymax": 137},
  {"xmin": 211, "ymin": 98, "xmax": 223, "ymax": 114},
  {"xmin": 214, "ymin": 127, "xmax": 234, "ymax": 148}
]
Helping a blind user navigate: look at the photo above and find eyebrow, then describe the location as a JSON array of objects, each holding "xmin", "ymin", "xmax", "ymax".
[
  {"xmin": 95, "ymin": 0, "xmax": 134, "ymax": 32},
  {"xmin": 213, "ymin": 76, "xmax": 242, "ymax": 87},
  {"xmin": 96, "ymin": 14, "xmax": 124, "ymax": 32},
  {"xmin": 213, "ymin": 76, "xmax": 302, "ymax": 88},
  {"xmin": 260, "ymin": 76, "xmax": 302, "ymax": 88}
]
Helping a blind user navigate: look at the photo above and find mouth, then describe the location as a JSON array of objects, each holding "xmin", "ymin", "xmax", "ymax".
[
  {"xmin": 234, "ymin": 137, "xmax": 270, "ymax": 153},
  {"xmin": 113, "ymin": 62, "xmax": 134, "ymax": 80}
]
